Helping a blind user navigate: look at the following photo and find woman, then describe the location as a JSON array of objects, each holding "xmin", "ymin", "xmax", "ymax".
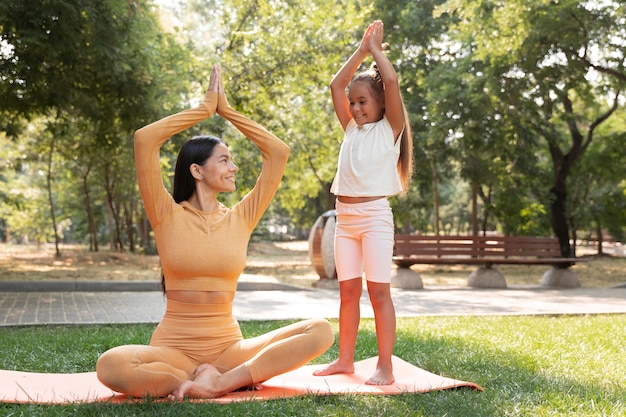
[{"xmin": 96, "ymin": 64, "xmax": 334, "ymax": 400}]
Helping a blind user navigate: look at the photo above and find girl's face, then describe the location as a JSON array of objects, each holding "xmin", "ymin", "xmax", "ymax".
[
  {"xmin": 196, "ymin": 143, "xmax": 238, "ymax": 192},
  {"xmin": 348, "ymin": 82, "xmax": 385, "ymax": 126}
]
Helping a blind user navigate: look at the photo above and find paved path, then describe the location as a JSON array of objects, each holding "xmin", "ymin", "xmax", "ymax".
[{"xmin": 1, "ymin": 276, "xmax": 625, "ymax": 326}]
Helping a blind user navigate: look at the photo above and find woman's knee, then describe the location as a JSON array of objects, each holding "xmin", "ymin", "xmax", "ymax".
[
  {"xmin": 96, "ymin": 346, "xmax": 129, "ymax": 390},
  {"xmin": 95, "ymin": 344, "xmax": 151, "ymax": 390},
  {"xmin": 96, "ymin": 345, "xmax": 191, "ymax": 397},
  {"xmin": 308, "ymin": 318, "xmax": 335, "ymax": 350}
]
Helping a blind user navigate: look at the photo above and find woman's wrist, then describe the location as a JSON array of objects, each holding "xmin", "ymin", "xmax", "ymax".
[
  {"xmin": 216, "ymin": 93, "xmax": 231, "ymax": 115},
  {"xmin": 204, "ymin": 91, "xmax": 218, "ymax": 115}
]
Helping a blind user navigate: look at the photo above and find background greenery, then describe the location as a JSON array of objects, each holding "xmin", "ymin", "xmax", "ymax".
[
  {"xmin": 1, "ymin": 315, "xmax": 624, "ymax": 416},
  {"xmin": 1, "ymin": 0, "xmax": 625, "ymax": 256}
]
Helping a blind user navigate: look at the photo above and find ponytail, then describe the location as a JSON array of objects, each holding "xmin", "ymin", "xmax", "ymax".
[{"xmin": 397, "ymin": 99, "xmax": 413, "ymax": 194}]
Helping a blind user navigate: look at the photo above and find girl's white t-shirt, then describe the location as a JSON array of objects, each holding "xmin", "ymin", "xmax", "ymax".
[{"xmin": 330, "ymin": 116, "xmax": 402, "ymax": 197}]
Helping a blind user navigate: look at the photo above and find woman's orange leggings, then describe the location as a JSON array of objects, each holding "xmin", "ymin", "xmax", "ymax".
[{"xmin": 96, "ymin": 299, "xmax": 334, "ymax": 397}]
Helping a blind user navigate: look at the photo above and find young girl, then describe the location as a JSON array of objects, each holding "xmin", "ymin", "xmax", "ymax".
[
  {"xmin": 96, "ymin": 64, "xmax": 334, "ymax": 399},
  {"xmin": 313, "ymin": 20, "xmax": 413, "ymax": 385}
]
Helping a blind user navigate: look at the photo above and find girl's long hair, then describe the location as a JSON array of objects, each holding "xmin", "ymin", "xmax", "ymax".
[{"xmin": 351, "ymin": 64, "xmax": 413, "ymax": 193}]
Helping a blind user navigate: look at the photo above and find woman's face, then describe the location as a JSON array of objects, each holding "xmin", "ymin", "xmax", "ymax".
[
  {"xmin": 196, "ymin": 142, "xmax": 238, "ymax": 192},
  {"xmin": 348, "ymin": 82, "xmax": 385, "ymax": 126}
]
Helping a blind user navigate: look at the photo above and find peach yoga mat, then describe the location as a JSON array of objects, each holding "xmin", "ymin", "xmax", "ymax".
[{"xmin": 0, "ymin": 356, "xmax": 482, "ymax": 404}]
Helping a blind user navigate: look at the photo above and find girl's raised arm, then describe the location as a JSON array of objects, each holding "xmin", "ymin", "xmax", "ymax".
[
  {"xmin": 368, "ymin": 20, "xmax": 404, "ymax": 141},
  {"xmin": 329, "ymin": 24, "xmax": 372, "ymax": 131}
]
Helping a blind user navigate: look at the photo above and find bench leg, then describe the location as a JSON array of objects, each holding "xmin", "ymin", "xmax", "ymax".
[
  {"xmin": 467, "ymin": 267, "xmax": 507, "ymax": 288},
  {"xmin": 391, "ymin": 267, "xmax": 424, "ymax": 290},
  {"xmin": 541, "ymin": 267, "xmax": 580, "ymax": 288}
]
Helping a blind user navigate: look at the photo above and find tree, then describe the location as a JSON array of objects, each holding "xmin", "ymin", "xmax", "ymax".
[
  {"xmin": 0, "ymin": 0, "xmax": 190, "ymax": 252},
  {"xmin": 2, "ymin": 0, "xmax": 624, "ymax": 252},
  {"xmin": 432, "ymin": 0, "xmax": 625, "ymax": 256}
]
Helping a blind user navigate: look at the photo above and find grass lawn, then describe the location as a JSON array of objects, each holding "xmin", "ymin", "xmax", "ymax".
[
  {"xmin": 1, "ymin": 315, "xmax": 624, "ymax": 416},
  {"xmin": 1, "ymin": 241, "xmax": 624, "ymax": 415}
]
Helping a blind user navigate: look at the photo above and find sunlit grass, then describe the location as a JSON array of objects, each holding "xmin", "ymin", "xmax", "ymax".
[{"xmin": 1, "ymin": 315, "xmax": 624, "ymax": 416}]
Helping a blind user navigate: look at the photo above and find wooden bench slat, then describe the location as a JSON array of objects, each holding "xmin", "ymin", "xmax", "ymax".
[{"xmin": 393, "ymin": 234, "xmax": 581, "ymax": 268}]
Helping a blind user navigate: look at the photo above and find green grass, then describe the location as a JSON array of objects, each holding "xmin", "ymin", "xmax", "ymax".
[{"xmin": 1, "ymin": 315, "xmax": 625, "ymax": 416}]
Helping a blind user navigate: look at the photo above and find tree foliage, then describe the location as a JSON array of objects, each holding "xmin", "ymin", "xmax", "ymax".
[
  {"xmin": 0, "ymin": 0, "xmax": 190, "ymax": 251},
  {"xmin": 0, "ymin": 0, "xmax": 624, "ymax": 253},
  {"xmin": 425, "ymin": 0, "xmax": 625, "ymax": 253}
]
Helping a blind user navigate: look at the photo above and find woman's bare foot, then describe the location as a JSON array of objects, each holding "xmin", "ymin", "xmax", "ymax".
[
  {"xmin": 192, "ymin": 363, "xmax": 210, "ymax": 375},
  {"xmin": 234, "ymin": 383, "xmax": 263, "ymax": 392},
  {"xmin": 365, "ymin": 365, "xmax": 394, "ymax": 385},
  {"xmin": 312, "ymin": 358, "xmax": 355, "ymax": 376},
  {"xmin": 168, "ymin": 364, "xmax": 226, "ymax": 400}
]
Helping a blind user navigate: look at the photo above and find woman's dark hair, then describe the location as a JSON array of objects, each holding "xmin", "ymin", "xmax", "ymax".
[{"xmin": 172, "ymin": 135, "xmax": 228, "ymax": 203}]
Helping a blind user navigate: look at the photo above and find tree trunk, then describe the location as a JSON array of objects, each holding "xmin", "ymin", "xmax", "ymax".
[
  {"xmin": 104, "ymin": 165, "xmax": 124, "ymax": 252},
  {"xmin": 136, "ymin": 208, "xmax": 150, "ymax": 249},
  {"xmin": 81, "ymin": 161, "xmax": 98, "ymax": 252},
  {"xmin": 124, "ymin": 200, "xmax": 135, "ymax": 253},
  {"xmin": 567, "ymin": 211, "xmax": 578, "ymax": 257},
  {"xmin": 107, "ymin": 202, "xmax": 115, "ymax": 249},
  {"xmin": 46, "ymin": 136, "xmax": 61, "ymax": 258},
  {"xmin": 109, "ymin": 198, "xmax": 124, "ymax": 252},
  {"xmin": 476, "ymin": 184, "xmax": 492, "ymax": 236},
  {"xmin": 471, "ymin": 182, "xmax": 478, "ymax": 236},
  {"xmin": 432, "ymin": 159, "xmax": 439, "ymax": 236},
  {"xmin": 549, "ymin": 179, "xmax": 572, "ymax": 259}
]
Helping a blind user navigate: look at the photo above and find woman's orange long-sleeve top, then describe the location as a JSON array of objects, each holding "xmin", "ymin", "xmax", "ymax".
[{"xmin": 133, "ymin": 91, "xmax": 289, "ymax": 292}]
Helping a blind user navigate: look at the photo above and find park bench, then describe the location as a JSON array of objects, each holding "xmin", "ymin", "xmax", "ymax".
[
  {"xmin": 308, "ymin": 209, "xmax": 586, "ymax": 288},
  {"xmin": 392, "ymin": 234, "xmax": 585, "ymax": 288}
]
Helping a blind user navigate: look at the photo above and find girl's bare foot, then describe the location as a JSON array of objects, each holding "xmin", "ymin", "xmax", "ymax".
[
  {"xmin": 168, "ymin": 364, "xmax": 226, "ymax": 400},
  {"xmin": 365, "ymin": 365, "xmax": 394, "ymax": 385},
  {"xmin": 312, "ymin": 359, "xmax": 355, "ymax": 376}
]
